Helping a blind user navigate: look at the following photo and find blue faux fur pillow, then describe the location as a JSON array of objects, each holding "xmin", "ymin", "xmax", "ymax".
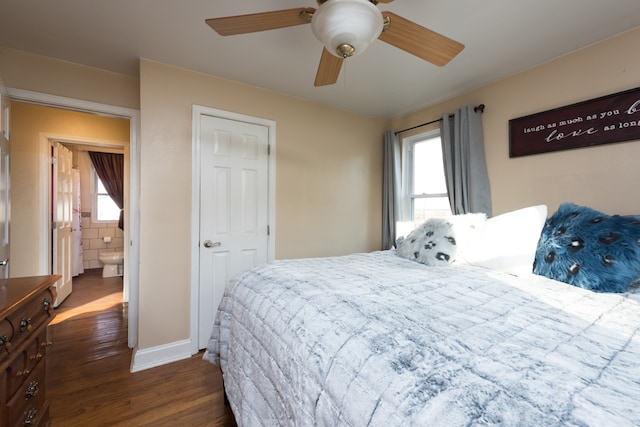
[{"xmin": 533, "ymin": 203, "xmax": 640, "ymax": 292}]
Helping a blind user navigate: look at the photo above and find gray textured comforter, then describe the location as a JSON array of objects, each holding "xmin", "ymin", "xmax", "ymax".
[{"xmin": 204, "ymin": 251, "xmax": 640, "ymax": 426}]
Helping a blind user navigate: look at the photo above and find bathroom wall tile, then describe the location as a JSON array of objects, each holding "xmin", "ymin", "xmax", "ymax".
[
  {"xmin": 89, "ymin": 238, "xmax": 106, "ymax": 250},
  {"xmin": 85, "ymin": 249, "xmax": 98, "ymax": 261},
  {"xmin": 99, "ymin": 227, "xmax": 115, "ymax": 238},
  {"xmin": 111, "ymin": 237, "xmax": 124, "ymax": 248},
  {"xmin": 80, "ymin": 181, "xmax": 123, "ymax": 267},
  {"xmin": 83, "ymin": 228, "xmax": 99, "ymax": 239},
  {"xmin": 89, "ymin": 259, "xmax": 102, "ymax": 269},
  {"xmin": 79, "ymin": 200, "xmax": 124, "ymax": 270}
]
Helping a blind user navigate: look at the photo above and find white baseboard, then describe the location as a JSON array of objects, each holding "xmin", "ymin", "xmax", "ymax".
[{"xmin": 130, "ymin": 339, "xmax": 192, "ymax": 372}]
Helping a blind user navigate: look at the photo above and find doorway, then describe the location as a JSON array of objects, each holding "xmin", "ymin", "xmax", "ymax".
[
  {"xmin": 50, "ymin": 138, "xmax": 127, "ymax": 307},
  {"xmin": 8, "ymin": 87, "xmax": 141, "ymax": 348}
]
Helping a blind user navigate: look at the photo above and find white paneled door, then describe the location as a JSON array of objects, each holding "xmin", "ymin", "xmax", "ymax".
[
  {"xmin": 52, "ymin": 142, "xmax": 73, "ymax": 306},
  {"xmin": 198, "ymin": 114, "xmax": 270, "ymax": 349}
]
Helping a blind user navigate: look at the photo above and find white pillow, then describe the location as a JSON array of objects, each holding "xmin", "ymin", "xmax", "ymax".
[{"xmin": 455, "ymin": 205, "xmax": 548, "ymax": 276}]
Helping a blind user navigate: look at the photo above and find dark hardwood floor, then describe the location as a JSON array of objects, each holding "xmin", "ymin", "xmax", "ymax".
[{"xmin": 47, "ymin": 269, "xmax": 236, "ymax": 426}]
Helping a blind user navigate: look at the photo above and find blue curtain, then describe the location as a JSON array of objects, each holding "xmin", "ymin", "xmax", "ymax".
[
  {"xmin": 440, "ymin": 105, "xmax": 492, "ymax": 216},
  {"xmin": 382, "ymin": 130, "xmax": 401, "ymax": 249}
]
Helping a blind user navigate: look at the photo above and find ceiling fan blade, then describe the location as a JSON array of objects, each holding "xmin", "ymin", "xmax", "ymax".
[
  {"xmin": 314, "ymin": 48, "xmax": 344, "ymax": 87},
  {"xmin": 206, "ymin": 8, "xmax": 314, "ymax": 36},
  {"xmin": 378, "ymin": 12, "xmax": 464, "ymax": 66}
]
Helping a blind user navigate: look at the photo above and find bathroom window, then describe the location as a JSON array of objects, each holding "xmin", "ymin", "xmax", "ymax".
[{"xmin": 93, "ymin": 169, "xmax": 120, "ymax": 222}]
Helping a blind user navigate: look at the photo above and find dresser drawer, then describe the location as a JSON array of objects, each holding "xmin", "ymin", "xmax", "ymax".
[
  {"xmin": 0, "ymin": 318, "xmax": 14, "ymax": 363},
  {"xmin": 6, "ymin": 288, "xmax": 54, "ymax": 352},
  {"xmin": 7, "ymin": 361, "xmax": 45, "ymax": 427},
  {"xmin": 15, "ymin": 402, "xmax": 49, "ymax": 427},
  {"xmin": 6, "ymin": 350, "xmax": 27, "ymax": 399},
  {"xmin": 26, "ymin": 330, "xmax": 48, "ymax": 373},
  {"xmin": 6, "ymin": 331, "xmax": 48, "ymax": 401}
]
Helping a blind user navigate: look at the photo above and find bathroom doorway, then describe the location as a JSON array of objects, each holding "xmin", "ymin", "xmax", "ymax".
[
  {"xmin": 51, "ymin": 138, "xmax": 127, "ymax": 307},
  {"xmin": 8, "ymin": 88, "xmax": 141, "ymax": 349}
]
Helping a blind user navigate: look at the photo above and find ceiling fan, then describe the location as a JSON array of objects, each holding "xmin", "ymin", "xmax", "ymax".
[{"xmin": 206, "ymin": 0, "xmax": 464, "ymax": 87}]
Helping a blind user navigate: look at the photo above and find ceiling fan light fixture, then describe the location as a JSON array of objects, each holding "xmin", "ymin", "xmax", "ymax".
[{"xmin": 311, "ymin": 0, "xmax": 383, "ymax": 58}]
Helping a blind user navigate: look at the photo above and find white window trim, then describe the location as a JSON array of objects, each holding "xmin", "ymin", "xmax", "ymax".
[
  {"xmin": 401, "ymin": 129, "xmax": 442, "ymax": 222},
  {"xmin": 396, "ymin": 128, "xmax": 452, "ymax": 239}
]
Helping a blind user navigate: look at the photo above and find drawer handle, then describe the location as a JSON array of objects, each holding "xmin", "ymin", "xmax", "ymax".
[
  {"xmin": 25, "ymin": 380, "xmax": 39, "ymax": 399},
  {"xmin": 0, "ymin": 335, "xmax": 7, "ymax": 350},
  {"xmin": 20, "ymin": 317, "xmax": 32, "ymax": 333},
  {"xmin": 29, "ymin": 352, "xmax": 43, "ymax": 362},
  {"xmin": 43, "ymin": 298, "xmax": 52, "ymax": 312},
  {"xmin": 24, "ymin": 408, "xmax": 38, "ymax": 425}
]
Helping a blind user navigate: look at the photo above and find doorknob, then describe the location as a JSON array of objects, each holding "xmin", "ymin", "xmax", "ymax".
[
  {"xmin": 0, "ymin": 258, "xmax": 8, "ymax": 267},
  {"xmin": 203, "ymin": 240, "xmax": 221, "ymax": 248}
]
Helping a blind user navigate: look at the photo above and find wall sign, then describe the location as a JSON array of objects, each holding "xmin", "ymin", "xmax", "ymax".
[{"xmin": 509, "ymin": 87, "xmax": 640, "ymax": 157}]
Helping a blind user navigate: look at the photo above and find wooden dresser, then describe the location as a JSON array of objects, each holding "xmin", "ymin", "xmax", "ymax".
[{"xmin": 0, "ymin": 276, "xmax": 58, "ymax": 427}]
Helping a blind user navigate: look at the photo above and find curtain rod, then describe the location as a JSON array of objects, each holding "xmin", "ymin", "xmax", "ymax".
[{"xmin": 395, "ymin": 104, "xmax": 485, "ymax": 135}]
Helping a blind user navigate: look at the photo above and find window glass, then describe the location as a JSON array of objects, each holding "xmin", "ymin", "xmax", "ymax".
[
  {"xmin": 401, "ymin": 131, "xmax": 451, "ymax": 228},
  {"xmin": 412, "ymin": 136, "xmax": 447, "ymax": 195},
  {"xmin": 94, "ymin": 171, "xmax": 120, "ymax": 221},
  {"xmin": 412, "ymin": 196, "xmax": 451, "ymax": 223}
]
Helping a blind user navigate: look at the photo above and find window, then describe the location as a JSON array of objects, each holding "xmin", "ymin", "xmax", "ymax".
[
  {"xmin": 401, "ymin": 130, "xmax": 451, "ymax": 226},
  {"xmin": 93, "ymin": 168, "xmax": 120, "ymax": 222}
]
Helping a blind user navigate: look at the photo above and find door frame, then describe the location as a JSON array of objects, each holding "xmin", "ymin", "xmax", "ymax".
[
  {"xmin": 45, "ymin": 136, "xmax": 128, "ymax": 303},
  {"xmin": 190, "ymin": 105, "xmax": 276, "ymax": 355},
  {"xmin": 8, "ymin": 87, "xmax": 141, "ymax": 349},
  {"xmin": 0, "ymin": 87, "xmax": 9, "ymax": 280}
]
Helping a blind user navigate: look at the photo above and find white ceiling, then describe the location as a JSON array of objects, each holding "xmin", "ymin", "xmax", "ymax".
[{"xmin": 1, "ymin": 0, "xmax": 639, "ymax": 118}]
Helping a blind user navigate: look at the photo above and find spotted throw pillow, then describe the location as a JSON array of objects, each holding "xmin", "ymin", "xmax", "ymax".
[
  {"xmin": 533, "ymin": 203, "xmax": 640, "ymax": 292},
  {"xmin": 396, "ymin": 214, "xmax": 486, "ymax": 266}
]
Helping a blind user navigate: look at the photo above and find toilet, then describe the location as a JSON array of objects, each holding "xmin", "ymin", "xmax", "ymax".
[{"xmin": 98, "ymin": 250, "xmax": 124, "ymax": 278}]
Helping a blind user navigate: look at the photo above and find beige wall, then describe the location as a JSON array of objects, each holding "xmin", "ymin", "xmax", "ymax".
[
  {"xmin": 9, "ymin": 102, "xmax": 130, "ymax": 276},
  {"xmin": 0, "ymin": 47, "xmax": 139, "ymax": 110},
  {"xmin": 391, "ymin": 27, "xmax": 640, "ymax": 217},
  {"xmin": 138, "ymin": 59, "xmax": 385, "ymax": 349}
]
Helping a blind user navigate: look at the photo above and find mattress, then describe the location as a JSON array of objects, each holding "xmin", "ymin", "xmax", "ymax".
[{"xmin": 204, "ymin": 250, "xmax": 640, "ymax": 426}]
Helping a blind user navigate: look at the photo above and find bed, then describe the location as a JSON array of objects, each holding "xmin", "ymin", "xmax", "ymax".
[{"xmin": 203, "ymin": 205, "xmax": 640, "ymax": 426}]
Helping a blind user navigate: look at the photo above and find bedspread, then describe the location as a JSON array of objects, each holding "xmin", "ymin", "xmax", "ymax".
[{"xmin": 204, "ymin": 251, "xmax": 640, "ymax": 426}]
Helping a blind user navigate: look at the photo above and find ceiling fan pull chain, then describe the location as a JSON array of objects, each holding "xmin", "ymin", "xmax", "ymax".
[
  {"xmin": 342, "ymin": 61, "xmax": 351, "ymax": 89},
  {"xmin": 343, "ymin": 59, "xmax": 348, "ymax": 88}
]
